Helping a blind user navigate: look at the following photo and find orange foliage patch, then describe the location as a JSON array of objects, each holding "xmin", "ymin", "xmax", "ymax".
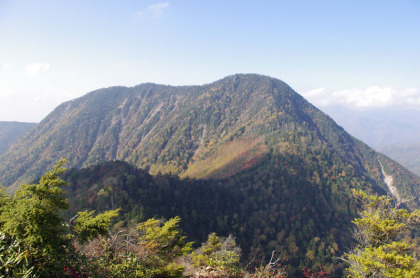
[{"xmin": 183, "ymin": 136, "xmax": 267, "ymax": 179}]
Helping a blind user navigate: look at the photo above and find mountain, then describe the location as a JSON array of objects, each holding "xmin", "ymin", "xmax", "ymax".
[
  {"xmin": 0, "ymin": 121, "xmax": 36, "ymax": 156},
  {"xmin": 321, "ymin": 106, "xmax": 420, "ymax": 149},
  {"xmin": 321, "ymin": 106, "xmax": 420, "ymax": 176},
  {"xmin": 1, "ymin": 74, "xmax": 419, "ymax": 276},
  {"xmin": 0, "ymin": 75, "xmax": 417, "ymax": 195},
  {"xmin": 378, "ymin": 142, "xmax": 420, "ymax": 176}
]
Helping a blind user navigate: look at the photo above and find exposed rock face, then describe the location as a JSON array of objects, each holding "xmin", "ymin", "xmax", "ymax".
[{"xmin": 380, "ymin": 161, "xmax": 400, "ymax": 202}]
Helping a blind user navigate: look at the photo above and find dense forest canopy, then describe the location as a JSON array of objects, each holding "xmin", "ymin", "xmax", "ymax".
[
  {"xmin": 0, "ymin": 74, "xmax": 419, "ymax": 277},
  {"xmin": 1, "ymin": 162, "xmax": 418, "ymax": 277}
]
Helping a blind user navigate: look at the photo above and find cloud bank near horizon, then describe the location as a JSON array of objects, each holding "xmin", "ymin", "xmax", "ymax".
[{"xmin": 302, "ymin": 86, "xmax": 420, "ymax": 110}]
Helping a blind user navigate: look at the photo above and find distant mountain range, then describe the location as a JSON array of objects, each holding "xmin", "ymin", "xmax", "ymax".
[
  {"xmin": 0, "ymin": 121, "xmax": 36, "ymax": 155},
  {"xmin": 0, "ymin": 74, "xmax": 418, "ymax": 276},
  {"xmin": 322, "ymin": 106, "xmax": 420, "ymax": 176},
  {"xmin": 378, "ymin": 142, "xmax": 420, "ymax": 177}
]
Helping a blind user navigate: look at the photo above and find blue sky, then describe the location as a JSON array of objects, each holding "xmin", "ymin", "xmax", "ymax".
[{"xmin": 1, "ymin": 0, "xmax": 419, "ymax": 122}]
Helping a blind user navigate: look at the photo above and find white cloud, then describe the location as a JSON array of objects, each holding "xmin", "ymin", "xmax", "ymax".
[
  {"xmin": 137, "ymin": 2, "xmax": 170, "ymax": 18},
  {"xmin": 149, "ymin": 2, "xmax": 170, "ymax": 17},
  {"xmin": 25, "ymin": 62, "xmax": 50, "ymax": 76},
  {"xmin": 302, "ymin": 86, "xmax": 420, "ymax": 109}
]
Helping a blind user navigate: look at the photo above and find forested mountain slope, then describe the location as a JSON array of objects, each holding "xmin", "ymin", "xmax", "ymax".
[
  {"xmin": 0, "ymin": 74, "xmax": 418, "ymax": 205},
  {"xmin": 0, "ymin": 121, "xmax": 36, "ymax": 155},
  {"xmin": 1, "ymin": 74, "xmax": 419, "ymax": 276},
  {"xmin": 62, "ymin": 160, "xmax": 417, "ymax": 276}
]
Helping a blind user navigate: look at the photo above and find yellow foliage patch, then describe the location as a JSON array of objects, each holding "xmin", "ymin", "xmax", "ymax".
[{"xmin": 149, "ymin": 162, "xmax": 181, "ymax": 176}]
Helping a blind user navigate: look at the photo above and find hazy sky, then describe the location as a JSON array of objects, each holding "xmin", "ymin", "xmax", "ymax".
[{"xmin": 1, "ymin": 0, "xmax": 419, "ymax": 122}]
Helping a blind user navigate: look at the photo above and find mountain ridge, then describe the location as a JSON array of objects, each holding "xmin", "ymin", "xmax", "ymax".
[
  {"xmin": 0, "ymin": 121, "xmax": 36, "ymax": 156},
  {"xmin": 0, "ymin": 74, "xmax": 418, "ymax": 207},
  {"xmin": 0, "ymin": 74, "xmax": 294, "ymax": 185},
  {"xmin": 379, "ymin": 142, "xmax": 420, "ymax": 177},
  {"xmin": 1, "ymin": 74, "xmax": 419, "ymax": 276},
  {"xmin": 321, "ymin": 106, "xmax": 420, "ymax": 176}
]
